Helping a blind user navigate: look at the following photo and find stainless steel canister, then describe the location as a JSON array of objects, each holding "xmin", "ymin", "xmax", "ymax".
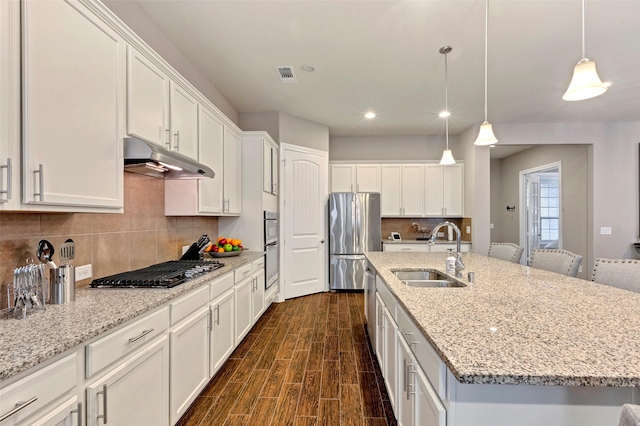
[{"xmin": 49, "ymin": 265, "xmax": 75, "ymax": 304}]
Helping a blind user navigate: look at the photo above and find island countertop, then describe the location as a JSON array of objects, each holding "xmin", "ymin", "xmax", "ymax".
[
  {"xmin": 0, "ymin": 252, "xmax": 264, "ymax": 383},
  {"xmin": 365, "ymin": 251, "xmax": 640, "ymax": 387}
]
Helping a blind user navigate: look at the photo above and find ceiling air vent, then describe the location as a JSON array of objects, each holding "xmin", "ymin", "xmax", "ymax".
[{"xmin": 276, "ymin": 66, "xmax": 297, "ymax": 83}]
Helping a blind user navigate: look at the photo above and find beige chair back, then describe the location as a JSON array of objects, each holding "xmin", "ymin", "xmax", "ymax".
[
  {"xmin": 529, "ymin": 248, "xmax": 582, "ymax": 277},
  {"xmin": 591, "ymin": 258, "xmax": 640, "ymax": 293},
  {"xmin": 488, "ymin": 242, "xmax": 524, "ymax": 263},
  {"xmin": 619, "ymin": 404, "xmax": 640, "ymax": 426}
]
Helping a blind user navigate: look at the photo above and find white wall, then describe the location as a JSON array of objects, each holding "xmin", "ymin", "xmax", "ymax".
[
  {"xmin": 329, "ymin": 135, "xmax": 457, "ymax": 161},
  {"xmin": 480, "ymin": 122, "xmax": 640, "ymax": 265},
  {"xmin": 103, "ymin": 0, "xmax": 239, "ymax": 124},
  {"xmin": 279, "ymin": 113, "xmax": 329, "ymax": 152}
]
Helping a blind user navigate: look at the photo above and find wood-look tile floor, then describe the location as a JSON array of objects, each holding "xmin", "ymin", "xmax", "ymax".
[{"xmin": 177, "ymin": 292, "xmax": 397, "ymax": 426}]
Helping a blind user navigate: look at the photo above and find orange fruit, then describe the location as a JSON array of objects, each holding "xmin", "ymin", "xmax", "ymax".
[
  {"xmin": 217, "ymin": 247, "xmax": 225, "ymax": 253},
  {"xmin": 230, "ymin": 239, "xmax": 239, "ymax": 246}
]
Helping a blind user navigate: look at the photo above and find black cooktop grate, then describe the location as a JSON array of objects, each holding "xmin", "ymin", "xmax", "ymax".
[{"xmin": 90, "ymin": 260, "xmax": 224, "ymax": 288}]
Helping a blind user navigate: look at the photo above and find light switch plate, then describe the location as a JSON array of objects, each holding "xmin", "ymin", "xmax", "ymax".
[
  {"xmin": 600, "ymin": 227, "xmax": 612, "ymax": 235},
  {"xmin": 466, "ymin": 226, "xmax": 471, "ymax": 234}
]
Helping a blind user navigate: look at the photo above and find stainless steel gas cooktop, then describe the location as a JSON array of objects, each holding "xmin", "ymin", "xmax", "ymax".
[{"xmin": 90, "ymin": 260, "xmax": 224, "ymax": 289}]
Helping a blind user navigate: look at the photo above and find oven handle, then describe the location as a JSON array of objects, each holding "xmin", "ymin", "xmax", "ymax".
[{"xmin": 265, "ymin": 241, "xmax": 278, "ymax": 247}]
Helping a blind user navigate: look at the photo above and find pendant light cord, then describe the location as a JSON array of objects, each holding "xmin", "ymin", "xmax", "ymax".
[
  {"xmin": 581, "ymin": 0, "xmax": 586, "ymax": 58},
  {"xmin": 483, "ymin": 0, "xmax": 489, "ymax": 123},
  {"xmin": 444, "ymin": 50, "xmax": 449, "ymax": 150}
]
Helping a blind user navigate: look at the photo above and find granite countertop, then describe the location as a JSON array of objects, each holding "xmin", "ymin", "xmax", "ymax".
[
  {"xmin": 0, "ymin": 252, "xmax": 264, "ymax": 383},
  {"xmin": 382, "ymin": 239, "xmax": 472, "ymax": 244},
  {"xmin": 365, "ymin": 251, "xmax": 640, "ymax": 387}
]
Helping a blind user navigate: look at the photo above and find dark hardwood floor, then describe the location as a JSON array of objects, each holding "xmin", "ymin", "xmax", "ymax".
[{"xmin": 177, "ymin": 292, "xmax": 397, "ymax": 426}]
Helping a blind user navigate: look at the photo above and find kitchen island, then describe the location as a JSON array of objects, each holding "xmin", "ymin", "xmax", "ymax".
[{"xmin": 366, "ymin": 251, "xmax": 640, "ymax": 426}]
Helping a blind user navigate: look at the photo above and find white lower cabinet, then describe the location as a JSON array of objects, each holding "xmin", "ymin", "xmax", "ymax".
[
  {"xmin": 86, "ymin": 336, "xmax": 170, "ymax": 426},
  {"xmin": 30, "ymin": 397, "xmax": 82, "ymax": 426},
  {"xmin": 383, "ymin": 243, "xmax": 430, "ymax": 252},
  {"xmin": 414, "ymin": 365, "xmax": 446, "ymax": 426},
  {"xmin": 382, "ymin": 303, "xmax": 398, "ymax": 412},
  {"xmin": 169, "ymin": 306, "xmax": 210, "ymax": 425},
  {"xmin": 251, "ymin": 260, "xmax": 266, "ymax": 324},
  {"xmin": 210, "ymin": 288, "xmax": 235, "ymax": 377},
  {"xmin": 234, "ymin": 276, "xmax": 253, "ymax": 345},
  {"xmin": 397, "ymin": 336, "xmax": 414, "ymax": 426}
]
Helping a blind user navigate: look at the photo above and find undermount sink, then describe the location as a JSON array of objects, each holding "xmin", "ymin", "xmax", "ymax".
[{"xmin": 392, "ymin": 269, "xmax": 467, "ymax": 288}]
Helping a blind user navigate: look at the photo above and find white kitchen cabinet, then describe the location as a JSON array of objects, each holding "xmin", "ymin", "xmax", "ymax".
[
  {"xmin": 375, "ymin": 293, "xmax": 385, "ymax": 367},
  {"xmin": 263, "ymin": 137, "xmax": 279, "ymax": 195},
  {"xmin": 234, "ymin": 276, "xmax": 253, "ymax": 345},
  {"xmin": 0, "ymin": 0, "xmax": 19, "ymax": 210},
  {"xmin": 0, "ymin": 354, "xmax": 77, "ymax": 426},
  {"xmin": 86, "ymin": 336, "xmax": 169, "ymax": 426},
  {"xmin": 381, "ymin": 165, "xmax": 423, "ymax": 216},
  {"xmin": 330, "ymin": 164, "xmax": 381, "ymax": 193},
  {"xmin": 22, "ymin": 0, "xmax": 124, "ymax": 210},
  {"xmin": 168, "ymin": 82, "xmax": 198, "ymax": 159},
  {"xmin": 169, "ymin": 306, "xmax": 210, "ymax": 425},
  {"xmin": 430, "ymin": 243, "xmax": 471, "ymax": 253},
  {"xmin": 29, "ymin": 397, "xmax": 82, "ymax": 426},
  {"xmin": 251, "ymin": 261, "xmax": 266, "ymax": 324},
  {"xmin": 223, "ymin": 126, "xmax": 242, "ymax": 215},
  {"xmin": 164, "ymin": 106, "xmax": 243, "ymax": 216},
  {"xmin": 210, "ymin": 288, "xmax": 235, "ymax": 377},
  {"xmin": 126, "ymin": 47, "xmax": 169, "ymax": 147},
  {"xmin": 397, "ymin": 335, "xmax": 415, "ymax": 426},
  {"xmin": 382, "ymin": 302, "xmax": 399, "ymax": 412},
  {"xmin": 414, "ymin": 366, "xmax": 446, "ymax": 426},
  {"xmin": 383, "ymin": 243, "xmax": 430, "ymax": 252},
  {"xmin": 425, "ymin": 164, "xmax": 464, "ymax": 217}
]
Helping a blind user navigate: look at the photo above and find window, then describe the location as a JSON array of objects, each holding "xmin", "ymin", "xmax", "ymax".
[{"xmin": 539, "ymin": 177, "xmax": 559, "ymax": 243}]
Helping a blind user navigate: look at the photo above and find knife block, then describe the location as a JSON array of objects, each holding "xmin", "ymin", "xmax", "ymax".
[{"xmin": 180, "ymin": 243, "xmax": 202, "ymax": 260}]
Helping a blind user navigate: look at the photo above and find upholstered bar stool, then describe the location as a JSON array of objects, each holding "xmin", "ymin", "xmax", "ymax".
[
  {"xmin": 591, "ymin": 258, "xmax": 640, "ymax": 293},
  {"xmin": 487, "ymin": 242, "xmax": 524, "ymax": 263},
  {"xmin": 529, "ymin": 248, "xmax": 583, "ymax": 277},
  {"xmin": 619, "ymin": 404, "xmax": 640, "ymax": 426}
]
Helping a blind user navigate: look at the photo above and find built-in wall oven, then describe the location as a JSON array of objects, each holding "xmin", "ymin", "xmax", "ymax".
[{"xmin": 264, "ymin": 211, "xmax": 279, "ymax": 290}]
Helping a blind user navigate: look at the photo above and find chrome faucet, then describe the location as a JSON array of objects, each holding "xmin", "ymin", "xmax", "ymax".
[{"xmin": 429, "ymin": 221, "xmax": 465, "ymax": 276}]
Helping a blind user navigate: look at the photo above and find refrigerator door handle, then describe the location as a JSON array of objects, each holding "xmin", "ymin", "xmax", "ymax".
[{"xmin": 331, "ymin": 254, "xmax": 366, "ymax": 260}]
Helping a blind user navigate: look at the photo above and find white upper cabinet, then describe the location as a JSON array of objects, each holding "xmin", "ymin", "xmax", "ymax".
[
  {"xmin": 126, "ymin": 47, "xmax": 169, "ymax": 147},
  {"xmin": 22, "ymin": 0, "xmax": 124, "ymax": 209},
  {"xmin": 223, "ymin": 126, "xmax": 242, "ymax": 215},
  {"xmin": 381, "ymin": 164, "xmax": 423, "ymax": 216},
  {"xmin": 197, "ymin": 105, "xmax": 225, "ymax": 214},
  {"xmin": 169, "ymin": 81, "xmax": 198, "ymax": 159},
  {"xmin": 0, "ymin": 0, "xmax": 19, "ymax": 210},
  {"xmin": 263, "ymin": 138, "xmax": 278, "ymax": 195},
  {"xmin": 330, "ymin": 164, "xmax": 381, "ymax": 193},
  {"xmin": 425, "ymin": 164, "xmax": 463, "ymax": 217}
]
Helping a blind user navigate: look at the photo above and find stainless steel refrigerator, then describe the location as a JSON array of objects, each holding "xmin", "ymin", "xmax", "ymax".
[{"xmin": 329, "ymin": 192, "xmax": 381, "ymax": 290}]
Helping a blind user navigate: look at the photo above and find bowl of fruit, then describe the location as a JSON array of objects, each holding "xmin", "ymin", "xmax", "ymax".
[{"xmin": 205, "ymin": 237, "xmax": 244, "ymax": 257}]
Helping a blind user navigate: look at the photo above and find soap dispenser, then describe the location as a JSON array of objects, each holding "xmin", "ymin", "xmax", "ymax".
[{"xmin": 446, "ymin": 249, "xmax": 456, "ymax": 274}]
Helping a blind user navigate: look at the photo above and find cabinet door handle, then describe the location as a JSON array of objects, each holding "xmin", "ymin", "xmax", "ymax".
[
  {"xmin": 174, "ymin": 130, "xmax": 180, "ymax": 151},
  {"xmin": 407, "ymin": 365, "xmax": 416, "ymax": 397},
  {"xmin": 165, "ymin": 129, "xmax": 171, "ymax": 148},
  {"xmin": 0, "ymin": 396, "xmax": 38, "ymax": 422},
  {"xmin": 215, "ymin": 304, "xmax": 220, "ymax": 325},
  {"xmin": 128, "ymin": 328, "xmax": 154, "ymax": 343},
  {"xmin": 0, "ymin": 158, "xmax": 11, "ymax": 202},
  {"xmin": 33, "ymin": 164, "xmax": 44, "ymax": 201},
  {"xmin": 208, "ymin": 310, "xmax": 213, "ymax": 330},
  {"xmin": 402, "ymin": 330, "xmax": 418, "ymax": 347},
  {"xmin": 159, "ymin": 126, "xmax": 163, "ymax": 140},
  {"xmin": 70, "ymin": 401, "xmax": 83, "ymax": 426},
  {"xmin": 403, "ymin": 359, "xmax": 409, "ymax": 394},
  {"xmin": 97, "ymin": 384, "xmax": 108, "ymax": 424}
]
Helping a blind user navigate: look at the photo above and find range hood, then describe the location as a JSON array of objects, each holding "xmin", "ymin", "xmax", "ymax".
[{"xmin": 123, "ymin": 137, "xmax": 214, "ymax": 179}]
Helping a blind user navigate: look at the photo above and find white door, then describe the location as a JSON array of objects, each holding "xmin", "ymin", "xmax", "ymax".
[{"xmin": 281, "ymin": 143, "xmax": 328, "ymax": 299}]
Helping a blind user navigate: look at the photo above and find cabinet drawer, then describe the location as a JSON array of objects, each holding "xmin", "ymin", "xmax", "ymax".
[
  {"xmin": 375, "ymin": 275, "xmax": 396, "ymax": 320},
  {"xmin": 210, "ymin": 272, "xmax": 234, "ymax": 301},
  {"xmin": 234, "ymin": 264, "xmax": 252, "ymax": 283},
  {"xmin": 0, "ymin": 354, "xmax": 77, "ymax": 425},
  {"xmin": 86, "ymin": 306, "xmax": 169, "ymax": 378},
  {"xmin": 171, "ymin": 285, "xmax": 209, "ymax": 326},
  {"xmin": 252, "ymin": 256, "xmax": 265, "ymax": 273},
  {"xmin": 383, "ymin": 243, "xmax": 430, "ymax": 252},
  {"xmin": 396, "ymin": 306, "xmax": 446, "ymax": 400}
]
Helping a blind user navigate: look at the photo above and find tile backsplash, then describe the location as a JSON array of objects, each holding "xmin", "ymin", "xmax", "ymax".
[
  {"xmin": 0, "ymin": 173, "xmax": 217, "ymax": 308},
  {"xmin": 381, "ymin": 217, "xmax": 472, "ymax": 242}
]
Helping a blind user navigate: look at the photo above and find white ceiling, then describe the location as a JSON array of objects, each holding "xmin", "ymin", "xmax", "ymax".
[{"xmin": 133, "ymin": 0, "xmax": 640, "ymax": 137}]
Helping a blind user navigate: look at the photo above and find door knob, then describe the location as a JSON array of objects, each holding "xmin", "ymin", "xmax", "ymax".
[{"xmin": 320, "ymin": 239, "xmax": 325, "ymax": 244}]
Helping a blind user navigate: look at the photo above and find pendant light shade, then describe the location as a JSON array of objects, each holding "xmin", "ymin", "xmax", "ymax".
[
  {"xmin": 475, "ymin": 121, "xmax": 498, "ymax": 146},
  {"xmin": 438, "ymin": 46, "xmax": 455, "ymax": 166},
  {"xmin": 439, "ymin": 149, "xmax": 456, "ymax": 166},
  {"xmin": 563, "ymin": 0, "xmax": 608, "ymax": 101},
  {"xmin": 475, "ymin": 0, "xmax": 498, "ymax": 146},
  {"xmin": 563, "ymin": 59, "xmax": 608, "ymax": 101}
]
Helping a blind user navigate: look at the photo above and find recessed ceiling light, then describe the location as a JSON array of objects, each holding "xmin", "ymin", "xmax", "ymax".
[
  {"xmin": 300, "ymin": 64, "xmax": 315, "ymax": 73},
  {"xmin": 364, "ymin": 112, "xmax": 376, "ymax": 119},
  {"xmin": 439, "ymin": 111, "xmax": 450, "ymax": 118}
]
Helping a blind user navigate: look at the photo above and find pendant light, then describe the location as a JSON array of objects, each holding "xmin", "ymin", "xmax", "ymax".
[
  {"xmin": 474, "ymin": 0, "xmax": 498, "ymax": 146},
  {"xmin": 562, "ymin": 0, "xmax": 608, "ymax": 101},
  {"xmin": 439, "ymin": 46, "xmax": 456, "ymax": 166}
]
